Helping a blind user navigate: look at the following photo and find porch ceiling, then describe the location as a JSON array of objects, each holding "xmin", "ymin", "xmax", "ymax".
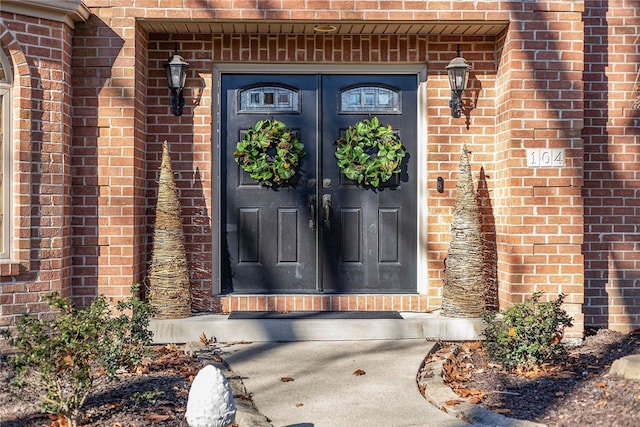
[{"xmin": 138, "ymin": 20, "xmax": 507, "ymax": 36}]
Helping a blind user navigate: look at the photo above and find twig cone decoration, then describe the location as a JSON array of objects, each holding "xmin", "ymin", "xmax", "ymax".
[
  {"xmin": 442, "ymin": 145, "xmax": 486, "ymax": 317},
  {"xmin": 478, "ymin": 167, "xmax": 498, "ymax": 312},
  {"xmin": 149, "ymin": 141, "xmax": 191, "ymax": 319}
]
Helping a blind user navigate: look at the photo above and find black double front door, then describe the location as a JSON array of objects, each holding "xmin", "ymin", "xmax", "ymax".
[{"xmin": 221, "ymin": 74, "xmax": 417, "ymax": 293}]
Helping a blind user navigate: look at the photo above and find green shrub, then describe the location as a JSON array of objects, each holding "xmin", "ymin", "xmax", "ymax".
[
  {"xmin": 1, "ymin": 284, "xmax": 156, "ymax": 427},
  {"xmin": 482, "ymin": 292, "xmax": 573, "ymax": 371}
]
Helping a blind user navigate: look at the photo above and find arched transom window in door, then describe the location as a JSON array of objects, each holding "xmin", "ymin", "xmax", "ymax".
[{"xmin": 339, "ymin": 85, "xmax": 401, "ymax": 113}]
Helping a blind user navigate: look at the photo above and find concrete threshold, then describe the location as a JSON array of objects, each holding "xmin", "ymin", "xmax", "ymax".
[{"xmin": 149, "ymin": 310, "xmax": 485, "ymax": 343}]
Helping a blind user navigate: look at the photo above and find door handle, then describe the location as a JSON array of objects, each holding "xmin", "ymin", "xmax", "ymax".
[
  {"xmin": 309, "ymin": 196, "xmax": 316, "ymax": 229},
  {"xmin": 322, "ymin": 194, "xmax": 332, "ymax": 229}
]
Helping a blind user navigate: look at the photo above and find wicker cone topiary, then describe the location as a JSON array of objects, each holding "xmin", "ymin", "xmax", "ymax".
[
  {"xmin": 478, "ymin": 167, "xmax": 499, "ymax": 312},
  {"xmin": 441, "ymin": 145, "xmax": 486, "ymax": 318},
  {"xmin": 148, "ymin": 141, "xmax": 192, "ymax": 319}
]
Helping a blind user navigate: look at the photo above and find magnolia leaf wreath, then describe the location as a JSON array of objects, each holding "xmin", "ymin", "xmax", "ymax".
[
  {"xmin": 334, "ymin": 117, "xmax": 406, "ymax": 187},
  {"xmin": 234, "ymin": 119, "xmax": 306, "ymax": 187}
]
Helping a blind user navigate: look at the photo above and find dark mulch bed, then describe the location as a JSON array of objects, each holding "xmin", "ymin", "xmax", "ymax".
[
  {"xmin": 438, "ymin": 328, "xmax": 640, "ymax": 426},
  {"xmin": 0, "ymin": 344, "xmax": 204, "ymax": 426},
  {"xmin": 3, "ymin": 329, "xmax": 639, "ymax": 426}
]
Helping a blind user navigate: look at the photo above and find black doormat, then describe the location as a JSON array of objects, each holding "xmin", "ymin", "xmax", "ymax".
[{"xmin": 228, "ymin": 311, "xmax": 402, "ymax": 320}]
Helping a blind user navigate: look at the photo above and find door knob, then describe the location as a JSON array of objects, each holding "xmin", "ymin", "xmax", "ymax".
[{"xmin": 322, "ymin": 194, "xmax": 332, "ymax": 229}]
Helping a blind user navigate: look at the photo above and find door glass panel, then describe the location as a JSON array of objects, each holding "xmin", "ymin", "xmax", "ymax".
[
  {"xmin": 239, "ymin": 85, "xmax": 300, "ymax": 113},
  {"xmin": 339, "ymin": 85, "xmax": 400, "ymax": 113}
]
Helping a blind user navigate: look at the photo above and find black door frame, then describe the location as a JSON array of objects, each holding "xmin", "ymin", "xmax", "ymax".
[{"xmin": 212, "ymin": 64, "xmax": 428, "ymax": 296}]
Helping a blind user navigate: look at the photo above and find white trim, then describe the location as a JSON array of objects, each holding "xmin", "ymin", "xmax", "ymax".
[
  {"xmin": 0, "ymin": 52, "xmax": 12, "ymax": 260},
  {"xmin": 212, "ymin": 63, "xmax": 428, "ymax": 295},
  {"xmin": 416, "ymin": 79, "xmax": 428, "ymax": 295},
  {"xmin": 1, "ymin": 0, "xmax": 90, "ymax": 28},
  {"xmin": 212, "ymin": 66, "xmax": 222, "ymax": 295}
]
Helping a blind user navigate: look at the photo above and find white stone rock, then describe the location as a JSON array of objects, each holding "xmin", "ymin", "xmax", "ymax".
[
  {"xmin": 186, "ymin": 364, "xmax": 237, "ymax": 427},
  {"xmin": 609, "ymin": 354, "xmax": 640, "ymax": 380}
]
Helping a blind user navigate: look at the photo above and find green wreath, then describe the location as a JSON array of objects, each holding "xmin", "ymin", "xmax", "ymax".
[
  {"xmin": 234, "ymin": 119, "xmax": 306, "ymax": 187},
  {"xmin": 334, "ymin": 117, "xmax": 406, "ymax": 187}
]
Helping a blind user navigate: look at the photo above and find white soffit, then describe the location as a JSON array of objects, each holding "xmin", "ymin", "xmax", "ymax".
[{"xmin": 138, "ymin": 20, "xmax": 508, "ymax": 37}]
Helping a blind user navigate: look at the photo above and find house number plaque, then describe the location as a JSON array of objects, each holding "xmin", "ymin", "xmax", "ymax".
[{"xmin": 526, "ymin": 148, "xmax": 565, "ymax": 168}]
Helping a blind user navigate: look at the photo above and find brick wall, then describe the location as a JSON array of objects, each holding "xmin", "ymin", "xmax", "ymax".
[
  {"xmin": 146, "ymin": 33, "xmax": 216, "ymax": 312},
  {"xmin": 134, "ymin": 0, "xmax": 584, "ymax": 333},
  {"xmin": 71, "ymin": 15, "xmax": 149, "ymax": 306},
  {"xmin": 9, "ymin": 0, "xmax": 640, "ymax": 336},
  {"xmin": 583, "ymin": 0, "xmax": 640, "ymax": 332},
  {"xmin": 494, "ymin": 2, "xmax": 586, "ymax": 335},
  {"xmin": 143, "ymin": 31, "xmax": 556, "ymax": 316},
  {"xmin": 0, "ymin": 13, "xmax": 75, "ymax": 326}
]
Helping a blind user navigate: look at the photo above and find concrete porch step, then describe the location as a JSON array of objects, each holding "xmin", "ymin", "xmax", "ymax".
[{"xmin": 149, "ymin": 310, "xmax": 486, "ymax": 343}]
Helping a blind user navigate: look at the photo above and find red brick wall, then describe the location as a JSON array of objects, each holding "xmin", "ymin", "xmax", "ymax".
[
  {"xmin": 423, "ymin": 1, "xmax": 585, "ymax": 336},
  {"xmin": 145, "ymin": 33, "xmax": 434, "ymax": 313},
  {"xmin": 146, "ymin": 34, "xmax": 216, "ymax": 312},
  {"xmin": 493, "ymin": 3, "xmax": 586, "ymax": 334},
  {"xmin": 583, "ymin": 0, "xmax": 640, "ymax": 332},
  {"xmin": 9, "ymin": 0, "xmax": 640, "ymax": 337},
  {"xmin": 70, "ymin": 14, "xmax": 150, "ymax": 306},
  {"xmin": 425, "ymin": 35, "xmax": 499, "ymax": 309},
  {"xmin": 139, "ymin": 13, "xmax": 585, "ymax": 333},
  {"xmin": 0, "ymin": 13, "xmax": 75, "ymax": 326}
]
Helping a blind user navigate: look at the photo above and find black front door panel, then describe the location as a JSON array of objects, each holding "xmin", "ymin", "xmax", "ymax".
[{"xmin": 222, "ymin": 74, "xmax": 417, "ymax": 293}]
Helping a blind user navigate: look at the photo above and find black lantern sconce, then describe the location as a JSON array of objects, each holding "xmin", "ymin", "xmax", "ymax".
[
  {"xmin": 164, "ymin": 51, "xmax": 189, "ymax": 116},
  {"xmin": 445, "ymin": 46, "xmax": 470, "ymax": 118}
]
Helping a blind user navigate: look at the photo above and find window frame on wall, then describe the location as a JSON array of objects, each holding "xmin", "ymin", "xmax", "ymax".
[{"xmin": 0, "ymin": 51, "xmax": 12, "ymax": 259}]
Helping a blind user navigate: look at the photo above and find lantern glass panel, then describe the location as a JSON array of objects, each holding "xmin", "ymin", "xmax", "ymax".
[
  {"xmin": 167, "ymin": 65, "xmax": 181, "ymax": 89},
  {"xmin": 178, "ymin": 65, "xmax": 187, "ymax": 88},
  {"xmin": 448, "ymin": 67, "xmax": 468, "ymax": 92},
  {"xmin": 165, "ymin": 54, "xmax": 188, "ymax": 90}
]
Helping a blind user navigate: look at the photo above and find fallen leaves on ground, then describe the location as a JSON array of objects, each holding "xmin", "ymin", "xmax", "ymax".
[
  {"xmin": 199, "ymin": 332, "xmax": 215, "ymax": 346},
  {"xmin": 147, "ymin": 344, "xmax": 203, "ymax": 381},
  {"xmin": 47, "ymin": 414, "xmax": 68, "ymax": 427},
  {"xmin": 425, "ymin": 329, "xmax": 640, "ymax": 426},
  {"xmin": 440, "ymin": 341, "xmax": 486, "ymax": 404}
]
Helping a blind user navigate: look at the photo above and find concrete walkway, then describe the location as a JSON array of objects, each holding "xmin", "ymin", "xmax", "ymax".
[{"xmin": 219, "ymin": 339, "xmax": 470, "ymax": 427}]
